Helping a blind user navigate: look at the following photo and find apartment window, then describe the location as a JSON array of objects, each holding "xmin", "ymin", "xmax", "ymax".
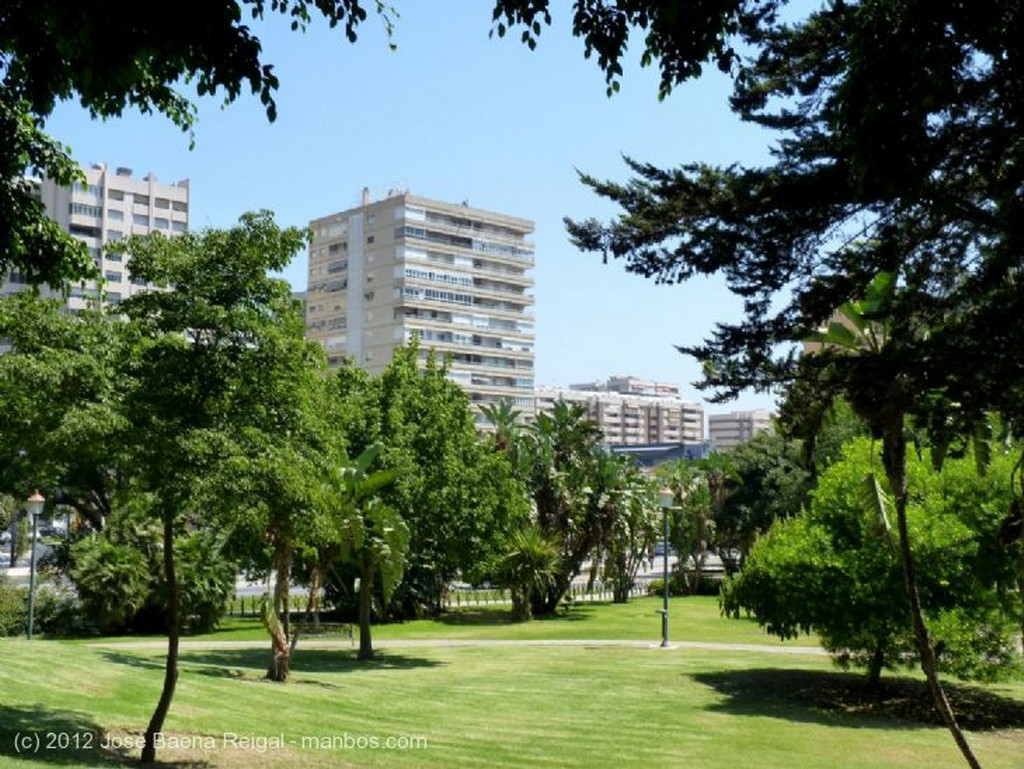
[
  {"xmin": 74, "ymin": 182, "xmax": 101, "ymax": 196},
  {"xmin": 172, "ymin": 201, "xmax": 187, "ymax": 213},
  {"xmin": 108, "ymin": 190, "xmax": 124, "ymax": 201},
  {"xmin": 131, "ymin": 277, "xmax": 147, "ymax": 286},
  {"xmin": 171, "ymin": 221, "xmax": 187, "ymax": 233},
  {"xmin": 104, "ymin": 271, "xmax": 123, "ymax": 283},
  {"xmin": 107, "ymin": 209, "xmax": 124, "ymax": 221},
  {"xmin": 106, "ymin": 292, "xmax": 122, "ymax": 304},
  {"xmin": 133, "ymin": 195, "xmax": 151, "ymax": 207},
  {"xmin": 155, "ymin": 197, "xmax": 170, "ymax": 209},
  {"xmin": 364, "ymin": 290, "xmax": 375, "ymax": 301},
  {"xmin": 367, "ymin": 213, "xmax": 377, "ymax": 225},
  {"xmin": 106, "ymin": 229, "xmax": 124, "ymax": 240},
  {"xmin": 367, "ymin": 235, "xmax": 375, "ymax": 244},
  {"xmin": 133, "ymin": 213, "xmax": 149, "ymax": 226},
  {"xmin": 155, "ymin": 218, "xmax": 170, "ymax": 230},
  {"xmin": 70, "ymin": 203, "xmax": 102, "ymax": 217},
  {"xmin": 324, "ymin": 278, "xmax": 347, "ymax": 292},
  {"xmin": 106, "ymin": 252, "xmax": 123, "ymax": 263}
]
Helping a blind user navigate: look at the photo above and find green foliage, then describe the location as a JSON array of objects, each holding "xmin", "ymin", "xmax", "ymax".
[
  {"xmin": 69, "ymin": 535, "xmax": 151, "ymax": 633},
  {"xmin": 487, "ymin": 400, "xmax": 662, "ymax": 613},
  {"xmin": 492, "ymin": 1, "xmax": 754, "ymax": 98},
  {"xmin": 722, "ymin": 438, "xmax": 1021, "ymax": 682},
  {"xmin": 645, "ymin": 574, "xmax": 695, "ymax": 598},
  {"xmin": 333, "ymin": 347, "xmax": 530, "ymax": 618},
  {"xmin": 0, "ymin": 574, "xmax": 27, "ymax": 636},
  {"xmin": 0, "ymin": 1, "xmax": 392, "ymax": 286},
  {"xmin": 658, "ymin": 454, "xmax": 738, "ymax": 593},
  {"xmin": 0, "ymin": 294, "xmax": 129, "ymax": 531},
  {"xmin": 720, "ymin": 431, "xmax": 812, "ymax": 562},
  {"xmin": 30, "ymin": 584, "xmax": 81, "ymax": 636},
  {"xmin": 67, "ymin": 521, "xmax": 237, "ymax": 635},
  {"xmin": 494, "ymin": 525, "xmax": 561, "ymax": 621},
  {"xmin": 172, "ymin": 530, "xmax": 238, "ymax": 635},
  {"xmin": 600, "ymin": 463, "xmax": 661, "ymax": 603}
]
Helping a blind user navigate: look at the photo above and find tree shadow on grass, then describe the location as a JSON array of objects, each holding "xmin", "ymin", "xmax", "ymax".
[
  {"xmin": 691, "ymin": 668, "xmax": 1024, "ymax": 732},
  {"xmin": 0, "ymin": 705, "xmax": 123, "ymax": 766},
  {"xmin": 0, "ymin": 704, "xmax": 211, "ymax": 768},
  {"xmin": 100, "ymin": 647, "xmax": 444, "ymax": 687}
]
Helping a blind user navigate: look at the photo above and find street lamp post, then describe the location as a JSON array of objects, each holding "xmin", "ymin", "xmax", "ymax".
[
  {"xmin": 657, "ymin": 487, "xmax": 674, "ymax": 648},
  {"xmin": 25, "ymin": 490, "xmax": 45, "ymax": 640}
]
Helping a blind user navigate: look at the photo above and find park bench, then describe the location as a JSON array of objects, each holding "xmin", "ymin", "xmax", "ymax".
[{"xmin": 289, "ymin": 620, "xmax": 355, "ymax": 646}]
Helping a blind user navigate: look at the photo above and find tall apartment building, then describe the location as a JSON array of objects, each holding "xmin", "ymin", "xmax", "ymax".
[
  {"xmin": 306, "ymin": 192, "xmax": 535, "ymax": 413},
  {"xmin": 534, "ymin": 381, "xmax": 705, "ymax": 445},
  {"xmin": 707, "ymin": 409, "xmax": 775, "ymax": 450},
  {"xmin": 570, "ymin": 375, "xmax": 681, "ymax": 399},
  {"xmin": 2, "ymin": 164, "xmax": 190, "ymax": 310}
]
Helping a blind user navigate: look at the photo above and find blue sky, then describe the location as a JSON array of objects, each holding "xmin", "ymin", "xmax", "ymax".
[{"xmin": 44, "ymin": 4, "xmax": 779, "ymax": 413}]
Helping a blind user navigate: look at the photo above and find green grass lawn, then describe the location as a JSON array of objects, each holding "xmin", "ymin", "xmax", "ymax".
[
  {"xmin": 162, "ymin": 595, "xmax": 821, "ymax": 646},
  {"xmin": 3, "ymin": 597, "xmax": 1022, "ymax": 768}
]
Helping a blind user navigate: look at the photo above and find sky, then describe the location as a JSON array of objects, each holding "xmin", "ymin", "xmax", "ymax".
[{"xmin": 43, "ymin": 3, "xmax": 780, "ymax": 414}]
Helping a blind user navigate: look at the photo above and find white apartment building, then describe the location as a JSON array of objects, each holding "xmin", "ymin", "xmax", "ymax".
[
  {"xmin": 707, "ymin": 410, "xmax": 775, "ymax": 450},
  {"xmin": 2, "ymin": 164, "xmax": 190, "ymax": 310},
  {"xmin": 570, "ymin": 375, "xmax": 681, "ymax": 399},
  {"xmin": 534, "ymin": 382, "xmax": 705, "ymax": 445},
  {"xmin": 306, "ymin": 191, "xmax": 535, "ymax": 413}
]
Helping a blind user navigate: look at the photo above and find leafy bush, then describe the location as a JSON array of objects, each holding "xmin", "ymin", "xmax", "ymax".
[
  {"xmin": 722, "ymin": 437, "xmax": 1021, "ymax": 683},
  {"xmin": 69, "ymin": 535, "xmax": 151, "ymax": 633},
  {"xmin": 645, "ymin": 571, "xmax": 716, "ymax": 597},
  {"xmin": 172, "ymin": 531, "xmax": 237, "ymax": 634},
  {"xmin": 32, "ymin": 584, "xmax": 83, "ymax": 636},
  {"xmin": 63, "ymin": 512, "xmax": 236, "ymax": 635},
  {"xmin": 0, "ymin": 575, "xmax": 26, "ymax": 636}
]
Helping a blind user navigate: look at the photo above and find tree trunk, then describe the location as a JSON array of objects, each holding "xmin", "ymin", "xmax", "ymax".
[
  {"xmin": 510, "ymin": 587, "xmax": 532, "ymax": 622},
  {"xmin": 882, "ymin": 417, "xmax": 981, "ymax": 769},
  {"xmin": 142, "ymin": 511, "xmax": 179, "ymax": 764},
  {"xmin": 867, "ymin": 647, "xmax": 885, "ymax": 690},
  {"xmin": 535, "ymin": 572, "xmax": 570, "ymax": 616},
  {"xmin": 306, "ymin": 559, "xmax": 322, "ymax": 630},
  {"xmin": 266, "ymin": 540, "xmax": 293, "ymax": 682},
  {"xmin": 358, "ymin": 557, "xmax": 375, "ymax": 661}
]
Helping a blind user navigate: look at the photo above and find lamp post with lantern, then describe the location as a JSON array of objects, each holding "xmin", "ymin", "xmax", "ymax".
[
  {"xmin": 25, "ymin": 490, "xmax": 45, "ymax": 640},
  {"xmin": 657, "ymin": 487, "xmax": 674, "ymax": 647}
]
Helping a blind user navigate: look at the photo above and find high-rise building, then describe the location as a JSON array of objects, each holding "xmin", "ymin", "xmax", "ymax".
[
  {"xmin": 306, "ymin": 191, "xmax": 535, "ymax": 414},
  {"xmin": 534, "ymin": 383, "xmax": 705, "ymax": 445},
  {"xmin": 2, "ymin": 164, "xmax": 190, "ymax": 310},
  {"xmin": 707, "ymin": 409, "xmax": 775, "ymax": 450}
]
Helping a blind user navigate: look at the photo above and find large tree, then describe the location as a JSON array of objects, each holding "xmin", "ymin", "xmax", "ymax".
[
  {"xmin": 331, "ymin": 345, "xmax": 529, "ymax": 619},
  {"xmin": 0, "ymin": 293, "xmax": 129, "ymax": 531},
  {"xmin": 115, "ymin": 210, "xmax": 310, "ymax": 762},
  {"xmin": 497, "ymin": 3, "xmax": 1024, "ymax": 765}
]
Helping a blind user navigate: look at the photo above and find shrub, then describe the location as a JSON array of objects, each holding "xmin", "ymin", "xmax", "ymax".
[
  {"xmin": 33, "ymin": 584, "xmax": 84, "ymax": 636},
  {"xmin": 0, "ymin": 575, "xmax": 27, "ymax": 636},
  {"xmin": 69, "ymin": 535, "xmax": 151, "ymax": 633}
]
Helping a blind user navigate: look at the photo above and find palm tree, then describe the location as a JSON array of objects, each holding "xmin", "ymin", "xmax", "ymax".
[
  {"xmin": 495, "ymin": 525, "xmax": 560, "ymax": 621},
  {"xmin": 324, "ymin": 443, "xmax": 408, "ymax": 661}
]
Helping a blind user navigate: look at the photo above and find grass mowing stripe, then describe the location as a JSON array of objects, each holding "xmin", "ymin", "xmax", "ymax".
[{"xmin": 3, "ymin": 596, "xmax": 1023, "ymax": 768}]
